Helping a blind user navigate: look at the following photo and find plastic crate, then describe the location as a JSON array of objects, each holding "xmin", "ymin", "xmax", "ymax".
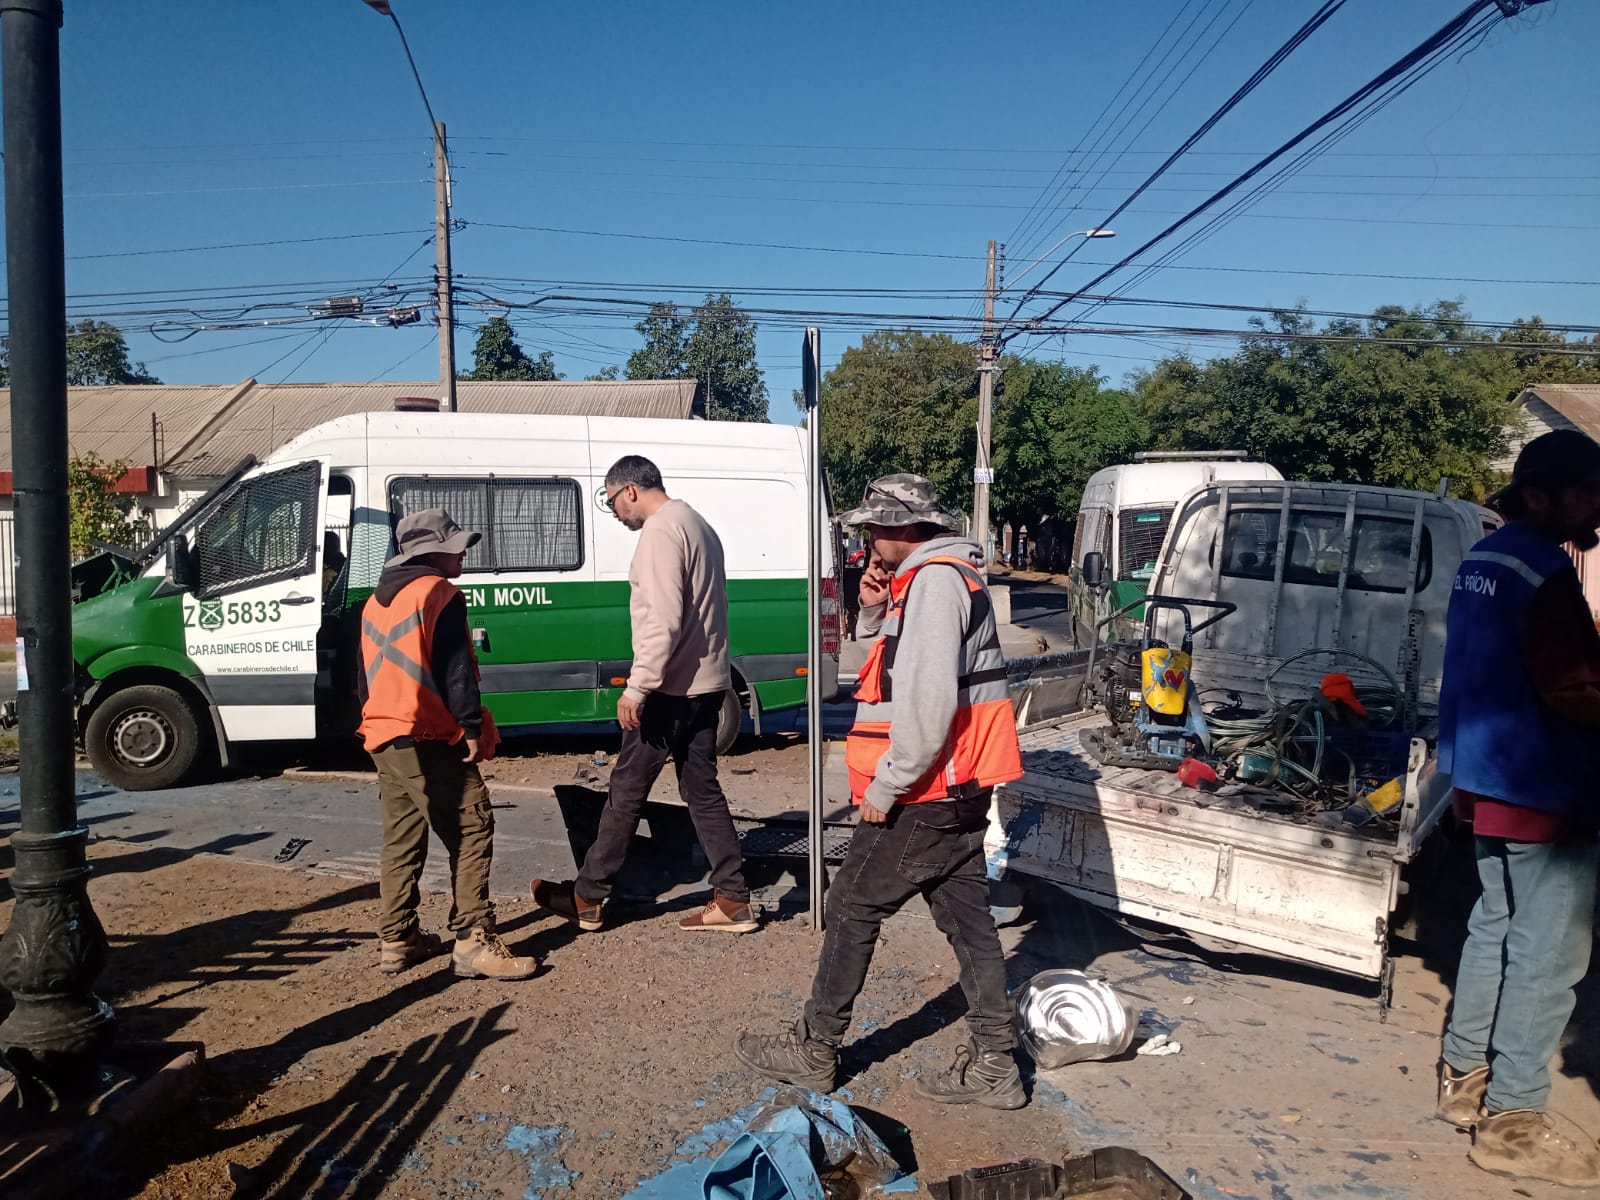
[
  {"xmin": 1323, "ymin": 727, "xmax": 1412, "ymax": 780},
  {"xmin": 928, "ymin": 1148, "xmax": 1190, "ymax": 1200}
]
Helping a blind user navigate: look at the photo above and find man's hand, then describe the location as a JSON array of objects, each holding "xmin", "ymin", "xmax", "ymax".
[
  {"xmin": 617, "ymin": 693, "xmax": 643, "ymax": 731},
  {"xmin": 859, "ymin": 800, "xmax": 890, "ymax": 824},
  {"xmin": 858, "ymin": 554, "xmax": 892, "ymax": 608},
  {"xmin": 462, "ymin": 737, "xmax": 483, "ymax": 764}
]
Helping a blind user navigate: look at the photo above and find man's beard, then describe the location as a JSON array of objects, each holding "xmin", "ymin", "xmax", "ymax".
[{"xmin": 1570, "ymin": 528, "xmax": 1600, "ymax": 553}]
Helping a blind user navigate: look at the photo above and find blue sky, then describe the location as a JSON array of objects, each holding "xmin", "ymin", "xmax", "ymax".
[{"xmin": 17, "ymin": 0, "xmax": 1600, "ymax": 424}]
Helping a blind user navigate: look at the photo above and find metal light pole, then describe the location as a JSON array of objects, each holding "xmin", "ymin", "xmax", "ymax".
[
  {"xmin": 973, "ymin": 228, "xmax": 1114, "ymax": 566},
  {"xmin": 0, "ymin": 0, "xmax": 116, "ymax": 1109},
  {"xmin": 802, "ymin": 328, "xmax": 825, "ymax": 931},
  {"xmin": 362, "ymin": 1, "xmax": 457, "ymax": 411}
]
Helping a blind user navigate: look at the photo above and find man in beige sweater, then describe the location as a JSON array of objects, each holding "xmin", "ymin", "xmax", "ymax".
[{"xmin": 531, "ymin": 455, "xmax": 756, "ymax": 934}]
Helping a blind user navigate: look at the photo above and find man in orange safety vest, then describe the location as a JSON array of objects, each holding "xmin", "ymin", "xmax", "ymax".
[
  {"xmin": 735, "ymin": 474, "xmax": 1027, "ymax": 1107},
  {"xmin": 358, "ymin": 508, "xmax": 538, "ymax": 981}
]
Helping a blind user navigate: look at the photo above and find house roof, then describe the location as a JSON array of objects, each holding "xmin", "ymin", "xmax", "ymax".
[
  {"xmin": 0, "ymin": 377, "xmax": 697, "ymax": 478},
  {"xmin": 1515, "ymin": 384, "xmax": 1600, "ymax": 439}
]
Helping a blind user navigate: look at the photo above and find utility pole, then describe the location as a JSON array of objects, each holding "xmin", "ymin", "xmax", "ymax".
[
  {"xmin": 0, "ymin": 0, "xmax": 115, "ymax": 1108},
  {"xmin": 432, "ymin": 120, "xmax": 457, "ymax": 412},
  {"xmin": 972, "ymin": 240, "xmax": 998, "ymax": 567}
]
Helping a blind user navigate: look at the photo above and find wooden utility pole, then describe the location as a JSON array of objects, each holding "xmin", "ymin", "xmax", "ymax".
[
  {"xmin": 972, "ymin": 240, "xmax": 998, "ymax": 566},
  {"xmin": 432, "ymin": 120, "xmax": 457, "ymax": 412}
]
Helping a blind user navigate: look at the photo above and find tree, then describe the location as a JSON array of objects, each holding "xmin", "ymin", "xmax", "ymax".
[
  {"xmin": 68, "ymin": 453, "xmax": 150, "ymax": 558},
  {"xmin": 817, "ymin": 330, "xmax": 979, "ymax": 509},
  {"xmin": 684, "ymin": 294, "xmax": 768, "ymax": 422},
  {"xmin": 463, "ymin": 316, "xmax": 560, "ymax": 381},
  {"xmin": 625, "ymin": 295, "xmax": 769, "ymax": 421},
  {"xmin": 586, "ymin": 365, "xmax": 621, "ymax": 381},
  {"xmin": 990, "ymin": 359, "xmax": 1146, "ymax": 526},
  {"xmin": 0, "ymin": 318, "xmax": 160, "ymax": 386},
  {"xmin": 1131, "ymin": 303, "xmax": 1560, "ymax": 498},
  {"xmin": 625, "ymin": 302, "xmax": 690, "ymax": 380}
]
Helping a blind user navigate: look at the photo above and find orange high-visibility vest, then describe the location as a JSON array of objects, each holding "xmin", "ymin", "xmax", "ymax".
[
  {"xmin": 845, "ymin": 555, "xmax": 1023, "ymax": 806},
  {"xmin": 358, "ymin": 575, "xmax": 474, "ymax": 752}
]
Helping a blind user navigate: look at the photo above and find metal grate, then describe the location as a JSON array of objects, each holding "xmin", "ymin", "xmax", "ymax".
[
  {"xmin": 736, "ymin": 818, "xmax": 855, "ymax": 863},
  {"xmin": 1117, "ymin": 506, "xmax": 1172, "ymax": 580},
  {"xmin": 194, "ymin": 460, "xmax": 321, "ymax": 599},
  {"xmin": 389, "ymin": 476, "xmax": 583, "ymax": 573}
]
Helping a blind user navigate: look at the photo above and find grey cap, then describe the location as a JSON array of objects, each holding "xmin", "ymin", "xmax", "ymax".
[
  {"xmin": 838, "ymin": 473, "xmax": 959, "ymax": 530},
  {"xmin": 386, "ymin": 507, "xmax": 481, "ymax": 567}
]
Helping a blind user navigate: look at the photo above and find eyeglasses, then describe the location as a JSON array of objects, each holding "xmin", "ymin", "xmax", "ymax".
[{"xmin": 601, "ymin": 484, "xmax": 633, "ymax": 513}]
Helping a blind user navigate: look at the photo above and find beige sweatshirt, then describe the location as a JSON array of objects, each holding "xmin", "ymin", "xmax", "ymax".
[{"xmin": 624, "ymin": 498, "xmax": 731, "ymax": 702}]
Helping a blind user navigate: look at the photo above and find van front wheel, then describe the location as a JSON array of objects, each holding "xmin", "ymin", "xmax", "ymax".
[
  {"xmin": 85, "ymin": 684, "xmax": 206, "ymax": 791},
  {"xmin": 716, "ymin": 689, "xmax": 743, "ymax": 755}
]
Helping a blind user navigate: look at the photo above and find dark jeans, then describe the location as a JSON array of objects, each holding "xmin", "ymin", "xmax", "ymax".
[
  {"xmin": 804, "ymin": 793, "xmax": 1015, "ymax": 1053},
  {"xmin": 576, "ymin": 690, "xmax": 749, "ymax": 905}
]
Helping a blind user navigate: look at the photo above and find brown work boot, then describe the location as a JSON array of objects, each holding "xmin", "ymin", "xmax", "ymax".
[
  {"xmin": 378, "ymin": 926, "xmax": 444, "ymax": 975},
  {"xmin": 452, "ymin": 928, "xmax": 539, "ymax": 980},
  {"xmin": 1437, "ymin": 1060, "xmax": 1489, "ymax": 1129},
  {"xmin": 678, "ymin": 894, "xmax": 758, "ymax": 933},
  {"xmin": 1470, "ymin": 1109, "xmax": 1600, "ymax": 1187},
  {"xmin": 913, "ymin": 1040, "xmax": 1027, "ymax": 1110},
  {"xmin": 530, "ymin": 878, "xmax": 604, "ymax": 931},
  {"xmin": 733, "ymin": 1020, "xmax": 837, "ymax": 1092}
]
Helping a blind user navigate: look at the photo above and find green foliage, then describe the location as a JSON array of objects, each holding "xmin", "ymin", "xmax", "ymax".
[
  {"xmin": 463, "ymin": 316, "xmax": 560, "ymax": 381},
  {"xmin": 68, "ymin": 453, "xmax": 150, "ymax": 558},
  {"xmin": 0, "ymin": 319, "xmax": 160, "ymax": 386},
  {"xmin": 991, "ymin": 359, "xmax": 1147, "ymax": 524},
  {"xmin": 1133, "ymin": 303, "xmax": 1600, "ymax": 499},
  {"xmin": 586, "ymin": 365, "xmax": 621, "ymax": 381},
  {"xmin": 625, "ymin": 295, "xmax": 769, "ymax": 421},
  {"xmin": 817, "ymin": 330, "xmax": 980, "ymax": 511}
]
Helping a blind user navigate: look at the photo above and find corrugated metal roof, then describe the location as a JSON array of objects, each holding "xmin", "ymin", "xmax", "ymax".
[
  {"xmin": 0, "ymin": 381, "xmax": 246, "ymax": 472},
  {"xmin": 1519, "ymin": 384, "xmax": 1600, "ymax": 439},
  {"xmin": 1, "ymin": 377, "xmax": 696, "ymax": 477}
]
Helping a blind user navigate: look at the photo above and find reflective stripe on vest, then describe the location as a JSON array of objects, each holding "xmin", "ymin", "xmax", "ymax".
[
  {"xmin": 358, "ymin": 575, "xmax": 469, "ymax": 752},
  {"xmin": 845, "ymin": 555, "xmax": 1023, "ymax": 805}
]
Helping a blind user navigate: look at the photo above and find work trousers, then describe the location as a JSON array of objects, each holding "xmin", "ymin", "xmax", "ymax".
[
  {"xmin": 1442, "ymin": 833, "xmax": 1599, "ymax": 1113},
  {"xmin": 576, "ymin": 690, "xmax": 750, "ymax": 904},
  {"xmin": 373, "ymin": 739, "xmax": 496, "ymax": 940},
  {"xmin": 804, "ymin": 792, "xmax": 1015, "ymax": 1053}
]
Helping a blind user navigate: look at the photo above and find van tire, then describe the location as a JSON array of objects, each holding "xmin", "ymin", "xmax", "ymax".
[
  {"xmin": 85, "ymin": 684, "xmax": 206, "ymax": 791},
  {"xmin": 716, "ymin": 689, "xmax": 743, "ymax": 755}
]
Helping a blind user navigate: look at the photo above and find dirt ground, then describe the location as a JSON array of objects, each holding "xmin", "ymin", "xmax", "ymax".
[{"xmin": 5, "ymin": 830, "xmax": 1600, "ymax": 1200}]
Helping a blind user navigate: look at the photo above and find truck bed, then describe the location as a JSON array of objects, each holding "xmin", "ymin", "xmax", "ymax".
[{"xmin": 988, "ymin": 711, "xmax": 1447, "ymax": 982}]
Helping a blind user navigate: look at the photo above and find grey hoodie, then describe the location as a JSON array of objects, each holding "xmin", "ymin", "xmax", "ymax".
[{"xmin": 856, "ymin": 535, "xmax": 989, "ymax": 814}]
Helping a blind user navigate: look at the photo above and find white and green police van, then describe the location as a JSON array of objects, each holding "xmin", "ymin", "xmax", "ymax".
[{"xmin": 70, "ymin": 411, "xmax": 839, "ymax": 790}]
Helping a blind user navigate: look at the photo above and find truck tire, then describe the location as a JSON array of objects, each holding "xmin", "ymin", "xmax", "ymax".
[
  {"xmin": 716, "ymin": 689, "xmax": 743, "ymax": 755},
  {"xmin": 85, "ymin": 684, "xmax": 206, "ymax": 791}
]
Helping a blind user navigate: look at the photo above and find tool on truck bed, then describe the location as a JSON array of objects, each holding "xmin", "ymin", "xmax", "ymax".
[{"xmin": 1080, "ymin": 594, "xmax": 1235, "ymax": 771}]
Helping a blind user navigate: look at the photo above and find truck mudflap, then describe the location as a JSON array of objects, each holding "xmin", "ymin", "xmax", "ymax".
[{"xmin": 987, "ymin": 713, "xmax": 1451, "ymax": 982}]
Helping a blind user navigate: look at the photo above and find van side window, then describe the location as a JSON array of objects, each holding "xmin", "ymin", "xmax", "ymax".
[
  {"xmin": 1118, "ymin": 506, "xmax": 1173, "ymax": 581},
  {"xmin": 194, "ymin": 461, "xmax": 322, "ymax": 598},
  {"xmin": 388, "ymin": 476, "xmax": 584, "ymax": 573},
  {"xmin": 1221, "ymin": 509, "xmax": 1432, "ymax": 594}
]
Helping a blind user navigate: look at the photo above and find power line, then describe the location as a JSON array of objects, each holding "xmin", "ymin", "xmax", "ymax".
[{"xmin": 62, "ymin": 229, "xmax": 432, "ymax": 262}]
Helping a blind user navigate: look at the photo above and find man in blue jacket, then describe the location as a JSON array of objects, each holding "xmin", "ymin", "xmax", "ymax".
[{"xmin": 1436, "ymin": 429, "xmax": 1600, "ymax": 1186}]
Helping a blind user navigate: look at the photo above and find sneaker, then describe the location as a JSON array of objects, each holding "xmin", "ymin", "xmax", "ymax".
[
  {"xmin": 1470, "ymin": 1109, "xmax": 1600, "ymax": 1187},
  {"xmin": 733, "ymin": 1020, "xmax": 837, "ymax": 1093},
  {"xmin": 452, "ymin": 927, "xmax": 539, "ymax": 981},
  {"xmin": 1437, "ymin": 1060, "xmax": 1489, "ymax": 1129},
  {"xmin": 530, "ymin": 878, "xmax": 604, "ymax": 932},
  {"xmin": 678, "ymin": 894, "xmax": 758, "ymax": 934},
  {"xmin": 913, "ymin": 1040, "xmax": 1026, "ymax": 1110},
  {"xmin": 378, "ymin": 926, "xmax": 444, "ymax": 975}
]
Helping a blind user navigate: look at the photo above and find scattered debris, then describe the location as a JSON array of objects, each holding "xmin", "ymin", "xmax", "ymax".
[
  {"xmin": 272, "ymin": 837, "xmax": 311, "ymax": 863},
  {"xmin": 1137, "ymin": 1032, "xmax": 1182, "ymax": 1057}
]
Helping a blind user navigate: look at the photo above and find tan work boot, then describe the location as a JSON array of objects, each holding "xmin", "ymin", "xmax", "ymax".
[
  {"xmin": 1470, "ymin": 1109, "xmax": 1600, "ymax": 1187},
  {"xmin": 378, "ymin": 927, "xmax": 444, "ymax": 975},
  {"xmin": 1437, "ymin": 1060, "xmax": 1489, "ymax": 1129},
  {"xmin": 452, "ymin": 928, "xmax": 539, "ymax": 980},
  {"xmin": 678, "ymin": 894, "xmax": 758, "ymax": 933}
]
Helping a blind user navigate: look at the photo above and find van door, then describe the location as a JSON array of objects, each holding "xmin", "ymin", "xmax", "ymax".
[{"xmin": 181, "ymin": 457, "xmax": 329, "ymax": 741}]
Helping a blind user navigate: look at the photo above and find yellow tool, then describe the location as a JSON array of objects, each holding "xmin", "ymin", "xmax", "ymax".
[{"xmin": 1141, "ymin": 645, "xmax": 1191, "ymax": 717}]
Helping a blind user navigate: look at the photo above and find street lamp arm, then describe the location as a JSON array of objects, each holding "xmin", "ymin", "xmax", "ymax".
[{"xmin": 362, "ymin": 2, "xmax": 440, "ymax": 143}]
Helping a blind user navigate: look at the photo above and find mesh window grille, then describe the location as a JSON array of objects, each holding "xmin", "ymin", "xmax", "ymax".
[
  {"xmin": 388, "ymin": 477, "xmax": 583, "ymax": 573},
  {"xmin": 1117, "ymin": 507, "xmax": 1173, "ymax": 580},
  {"xmin": 194, "ymin": 460, "xmax": 321, "ymax": 598}
]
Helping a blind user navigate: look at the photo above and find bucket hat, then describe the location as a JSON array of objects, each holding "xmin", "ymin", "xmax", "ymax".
[
  {"xmin": 386, "ymin": 507, "xmax": 480, "ymax": 568},
  {"xmin": 838, "ymin": 473, "xmax": 958, "ymax": 530}
]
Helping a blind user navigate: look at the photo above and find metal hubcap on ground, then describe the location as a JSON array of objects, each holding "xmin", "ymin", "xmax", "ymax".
[{"xmin": 111, "ymin": 709, "xmax": 172, "ymax": 767}]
